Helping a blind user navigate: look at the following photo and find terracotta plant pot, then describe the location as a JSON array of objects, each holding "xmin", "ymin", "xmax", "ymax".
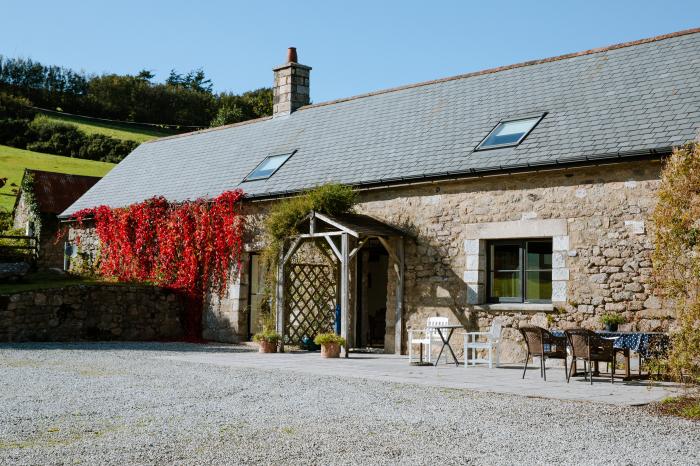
[
  {"xmin": 258, "ymin": 340, "xmax": 278, "ymax": 353},
  {"xmin": 321, "ymin": 342, "xmax": 341, "ymax": 358}
]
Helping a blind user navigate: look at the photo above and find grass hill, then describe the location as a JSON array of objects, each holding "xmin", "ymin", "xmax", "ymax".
[
  {"xmin": 39, "ymin": 110, "xmax": 178, "ymax": 143},
  {"xmin": 0, "ymin": 144, "xmax": 115, "ymax": 211}
]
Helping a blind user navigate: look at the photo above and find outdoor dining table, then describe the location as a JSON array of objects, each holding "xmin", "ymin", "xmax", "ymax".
[
  {"xmin": 427, "ymin": 323, "xmax": 464, "ymax": 367},
  {"xmin": 550, "ymin": 330, "xmax": 670, "ymax": 380}
]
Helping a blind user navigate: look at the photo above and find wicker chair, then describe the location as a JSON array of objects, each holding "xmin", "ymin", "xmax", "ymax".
[
  {"xmin": 519, "ymin": 326, "xmax": 568, "ymax": 381},
  {"xmin": 564, "ymin": 328, "xmax": 616, "ymax": 384}
]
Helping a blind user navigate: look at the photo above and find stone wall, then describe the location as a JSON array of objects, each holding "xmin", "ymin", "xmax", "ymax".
[
  {"xmin": 65, "ymin": 160, "xmax": 673, "ymax": 359},
  {"xmin": 0, "ymin": 284, "xmax": 185, "ymax": 342},
  {"xmin": 12, "ymin": 189, "xmax": 32, "ymax": 232},
  {"xmin": 202, "ymin": 253, "xmax": 251, "ymax": 343},
  {"xmin": 66, "ymin": 224, "xmax": 100, "ymax": 274},
  {"xmin": 357, "ymin": 159, "xmax": 670, "ymax": 360}
]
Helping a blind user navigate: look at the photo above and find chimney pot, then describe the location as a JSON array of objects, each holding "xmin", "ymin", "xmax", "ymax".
[{"xmin": 287, "ymin": 47, "xmax": 298, "ymax": 63}]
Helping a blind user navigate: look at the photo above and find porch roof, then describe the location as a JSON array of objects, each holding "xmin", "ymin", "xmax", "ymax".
[
  {"xmin": 301, "ymin": 212, "xmax": 404, "ymax": 238},
  {"xmin": 297, "ymin": 211, "xmax": 405, "ymax": 239}
]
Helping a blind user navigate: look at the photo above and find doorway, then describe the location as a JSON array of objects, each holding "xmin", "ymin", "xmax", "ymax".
[{"xmin": 356, "ymin": 241, "xmax": 388, "ymax": 349}]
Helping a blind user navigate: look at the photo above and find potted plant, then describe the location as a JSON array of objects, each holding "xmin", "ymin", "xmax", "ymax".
[
  {"xmin": 313, "ymin": 333, "xmax": 346, "ymax": 358},
  {"xmin": 600, "ymin": 313, "xmax": 625, "ymax": 332},
  {"xmin": 252, "ymin": 329, "xmax": 281, "ymax": 353}
]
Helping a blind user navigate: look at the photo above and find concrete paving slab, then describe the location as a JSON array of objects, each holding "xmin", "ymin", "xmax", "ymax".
[{"xmin": 161, "ymin": 348, "xmax": 681, "ymax": 406}]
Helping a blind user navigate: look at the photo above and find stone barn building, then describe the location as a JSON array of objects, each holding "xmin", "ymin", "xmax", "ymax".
[
  {"xmin": 13, "ymin": 169, "xmax": 101, "ymax": 270},
  {"xmin": 61, "ymin": 29, "xmax": 700, "ymax": 360}
]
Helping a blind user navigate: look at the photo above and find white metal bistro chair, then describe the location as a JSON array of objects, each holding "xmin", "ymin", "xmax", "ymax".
[
  {"xmin": 408, "ymin": 317, "xmax": 449, "ymax": 364},
  {"xmin": 463, "ymin": 320, "xmax": 502, "ymax": 368}
]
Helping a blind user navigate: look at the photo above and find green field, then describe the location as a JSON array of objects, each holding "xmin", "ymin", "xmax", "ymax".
[
  {"xmin": 40, "ymin": 111, "xmax": 178, "ymax": 143},
  {"xmin": 0, "ymin": 144, "xmax": 115, "ymax": 211}
]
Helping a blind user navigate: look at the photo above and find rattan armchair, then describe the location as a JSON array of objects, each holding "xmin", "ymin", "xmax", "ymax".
[
  {"xmin": 564, "ymin": 328, "xmax": 616, "ymax": 384},
  {"xmin": 519, "ymin": 326, "xmax": 568, "ymax": 381}
]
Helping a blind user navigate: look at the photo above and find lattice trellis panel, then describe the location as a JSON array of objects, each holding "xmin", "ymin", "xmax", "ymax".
[{"xmin": 285, "ymin": 262, "xmax": 337, "ymax": 344}]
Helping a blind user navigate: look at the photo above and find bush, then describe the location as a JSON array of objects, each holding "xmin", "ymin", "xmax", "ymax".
[
  {"xmin": 313, "ymin": 333, "xmax": 346, "ymax": 346},
  {"xmin": 26, "ymin": 116, "xmax": 85, "ymax": 157},
  {"xmin": 0, "ymin": 208, "xmax": 12, "ymax": 232},
  {"xmin": 0, "ymin": 118, "xmax": 30, "ymax": 147},
  {"xmin": 264, "ymin": 184, "xmax": 357, "ymax": 241},
  {"xmin": 78, "ymin": 134, "xmax": 138, "ymax": 162},
  {"xmin": 0, "ymin": 92, "xmax": 36, "ymax": 119},
  {"xmin": 599, "ymin": 313, "xmax": 625, "ymax": 326},
  {"xmin": 210, "ymin": 104, "xmax": 244, "ymax": 127},
  {"xmin": 13, "ymin": 115, "xmax": 139, "ymax": 162},
  {"xmin": 252, "ymin": 330, "xmax": 281, "ymax": 343},
  {"xmin": 651, "ymin": 142, "xmax": 700, "ymax": 383}
]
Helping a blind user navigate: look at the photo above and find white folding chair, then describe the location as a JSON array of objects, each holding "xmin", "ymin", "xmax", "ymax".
[
  {"xmin": 408, "ymin": 316, "xmax": 449, "ymax": 364},
  {"xmin": 463, "ymin": 320, "xmax": 502, "ymax": 368}
]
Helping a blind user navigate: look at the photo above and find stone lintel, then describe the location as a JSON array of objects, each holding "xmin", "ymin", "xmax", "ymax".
[{"xmin": 464, "ymin": 219, "xmax": 568, "ymax": 239}]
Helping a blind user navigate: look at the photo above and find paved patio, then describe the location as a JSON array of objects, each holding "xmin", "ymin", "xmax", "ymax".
[{"xmin": 162, "ymin": 347, "xmax": 681, "ymax": 406}]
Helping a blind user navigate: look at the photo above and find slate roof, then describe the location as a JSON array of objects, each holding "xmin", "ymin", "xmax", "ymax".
[
  {"xmin": 19, "ymin": 170, "xmax": 102, "ymax": 215},
  {"xmin": 61, "ymin": 29, "xmax": 700, "ymax": 218}
]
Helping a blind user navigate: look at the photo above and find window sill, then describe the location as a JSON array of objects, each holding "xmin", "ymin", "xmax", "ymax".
[{"xmin": 472, "ymin": 303, "xmax": 554, "ymax": 313}]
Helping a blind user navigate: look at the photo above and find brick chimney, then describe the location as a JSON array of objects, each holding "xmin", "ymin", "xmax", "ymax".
[{"xmin": 272, "ymin": 47, "xmax": 311, "ymax": 117}]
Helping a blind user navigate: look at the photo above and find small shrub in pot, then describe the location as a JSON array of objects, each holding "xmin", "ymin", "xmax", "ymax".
[
  {"xmin": 313, "ymin": 333, "xmax": 346, "ymax": 358},
  {"xmin": 253, "ymin": 330, "xmax": 281, "ymax": 353},
  {"xmin": 599, "ymin": 313, "xmax": 625, "ymax": 332}
]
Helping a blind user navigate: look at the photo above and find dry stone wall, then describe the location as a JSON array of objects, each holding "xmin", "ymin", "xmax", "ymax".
[{"xmin": 0, "ymin": 284, "xmax": 185, "ymax": 342}]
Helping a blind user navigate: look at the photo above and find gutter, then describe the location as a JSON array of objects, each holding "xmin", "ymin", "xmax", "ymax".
[{"xmin": 245, "ymin": 147, "xmax": 672, "ymax": 202}]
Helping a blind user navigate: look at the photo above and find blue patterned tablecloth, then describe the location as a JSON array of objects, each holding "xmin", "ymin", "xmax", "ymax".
[{"xmin": 550, "ymin": 331, "xmax": 670, "ymax": 358}]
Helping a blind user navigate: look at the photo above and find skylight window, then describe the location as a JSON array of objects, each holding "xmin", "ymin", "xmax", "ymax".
[
  {"xmin": 476, "ymin": 115, "xmax": 545, "ymax": 150},
  {"xmin": 243, "ymin": 152, "xmax": 294, "ymax": 181}
]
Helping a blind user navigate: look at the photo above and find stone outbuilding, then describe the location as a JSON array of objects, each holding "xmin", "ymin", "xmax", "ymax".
[
  {"xmin": 13, "ymin": 169, "xmax": 101, "ymax": 269},
  {"xmin": 60, "ymin": 29, "xmax": 700, "ymax": 360}
]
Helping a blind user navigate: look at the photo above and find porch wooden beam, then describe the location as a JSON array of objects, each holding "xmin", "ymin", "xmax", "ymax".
[
  {"xmin": 296, "ymin": 232, "xmax": 344, "ymax": 238},
  {"xmin": 340, "ymin": 232, "xmax": 350, "ymax": 357},
  {"xmin": 348, "ymin": 237, "xmax": 369, "ymax": 261},
  {"xmin": 395, "ymin": 236, "xmax": 405, "ymax": 355},
  {"xmin": 377, "ymin": 236, "xmax": 399, "ymax": 263},
  {"xmin": 275, "ymin": 247, "xmax": 286, "ymax": 353},
  {"xmin": 324, "ymin": 235, "xmax": 342, "ymax": 262},
  {"xmin": 282, "ymin": 237, "xmax": 303, "ymax": 265},
  {"xmin": 313, "ymin": 212, "xmax": 360, "ymax": 238}
]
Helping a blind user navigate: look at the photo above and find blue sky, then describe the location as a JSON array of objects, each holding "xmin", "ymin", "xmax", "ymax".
[{"xmin": 2, "ymin": 1, "xmax": 698, "ymax": 103}]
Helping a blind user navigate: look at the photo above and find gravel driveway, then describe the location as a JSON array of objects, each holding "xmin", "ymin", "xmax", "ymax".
[{"xmin": 1, "ymin": 342, "xmax": 698, "ymax": 465}]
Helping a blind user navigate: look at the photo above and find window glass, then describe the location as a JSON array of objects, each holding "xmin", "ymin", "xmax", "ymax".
[
  {"xmin": 526, "ymin": 241, "xmax": 552, "ymax": 269},
  {"xmin": 526, "ymin": 271, "xmax": 552, "ymax": 301},
  {"xmin": 477, "ymin": 116, "xmax": 542, "ymax": 150},
  {"xmin": 490, "ymin": 243, "xmax": 522, "ymax": 301},
  {"xmin": 244, "ymin": 153, "xmax": 292, "ymax": 181},
  {"xmin": 525, "ymin": 240, "xmax": 552, "ymax": 301},
  {"xmin": 488, "ymin": 239, "xmax": 552, "ymax": 303}
]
